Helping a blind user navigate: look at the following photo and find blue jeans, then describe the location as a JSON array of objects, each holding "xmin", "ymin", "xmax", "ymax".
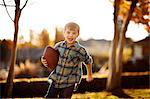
[{"xmin": 45, "ymin": 79, "xmax": 75, "ymax": 98}]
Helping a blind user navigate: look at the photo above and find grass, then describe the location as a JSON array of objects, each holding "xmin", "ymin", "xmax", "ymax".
[
  {"xmin": 72, "ymin": 89, "xmax": 150, "ymax": 99},
  {"xmin": 9, "ymin": 89, "xmax": 150, "ymax": 99}
]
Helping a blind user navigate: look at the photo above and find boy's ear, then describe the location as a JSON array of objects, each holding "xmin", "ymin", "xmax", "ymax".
[
  {"xmin": 77, "ymin": 31, "xmax": 80, "ymax": 36},
  {"xmin": 78, "ymin": 30, "xmax": 80, "ymax": 34},
  {"xmin": 77, "ymin": 32, "xmax": 79, "ymax": 36}
]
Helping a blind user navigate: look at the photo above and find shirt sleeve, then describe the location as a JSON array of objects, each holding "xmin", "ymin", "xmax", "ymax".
[
  {"xmin": 80, "ymin": 47, "xmax": 93, "ymax": 64},
  {"xmin": 54, "ymin": 42, "xmax": 61, "ymax": 50}
]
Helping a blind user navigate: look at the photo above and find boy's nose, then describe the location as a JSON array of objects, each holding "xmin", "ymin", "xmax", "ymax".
[{"xmin": 69, "ymin": 33, "xmax": 73, "ymax": 37}]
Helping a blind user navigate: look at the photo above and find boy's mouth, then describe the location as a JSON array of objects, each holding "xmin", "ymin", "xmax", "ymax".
[{"xmin": 68, "ymin": 38, "xmax": 73, "ymax": 42}]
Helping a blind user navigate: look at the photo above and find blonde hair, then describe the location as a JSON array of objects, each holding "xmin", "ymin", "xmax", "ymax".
[{"xmin": 64, "ymin": 22, "xmax": 80, "ymax": 33}]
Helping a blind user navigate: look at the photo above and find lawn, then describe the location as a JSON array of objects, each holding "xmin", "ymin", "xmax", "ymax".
[{"xmin": 72, "ymin": 89, "xmax": 150, "ymax": 99}]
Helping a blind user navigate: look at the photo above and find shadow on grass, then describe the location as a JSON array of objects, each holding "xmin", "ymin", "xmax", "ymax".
[{"xmin": 111, "ymin": 89, "xmax": 132, "ymax": 98}]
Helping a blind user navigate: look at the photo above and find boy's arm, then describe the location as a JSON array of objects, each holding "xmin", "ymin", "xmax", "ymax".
[{"xmin": 85, "ymin": 64, "xmax": 93, "ymax": 82}]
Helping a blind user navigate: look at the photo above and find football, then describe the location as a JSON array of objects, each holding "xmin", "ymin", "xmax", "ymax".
[{"xmin": 43, "ymin": 45, "xmax": 59, "ymax": 70}]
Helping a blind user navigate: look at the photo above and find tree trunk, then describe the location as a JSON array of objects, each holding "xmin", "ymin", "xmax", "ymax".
[
  {"xmin": 115, "ymin": 28, "xmax": 125, "ymax": 89},
  {"xmin": 116, "ymin": 0, "xmax": 137, "ymax": 89},
  {"xmin": 107, "ymin": 0, "xmax": 138, "ymax": 91},
  {"xmin": 5, "ymin": 2, "xmax": 21, "ymax": 97},
  {"xmin": 106, "ymin": 0, "xmax": 120, "ymax": 91}
]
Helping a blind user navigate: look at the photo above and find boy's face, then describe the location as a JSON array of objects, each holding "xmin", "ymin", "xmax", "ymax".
[{"xmin": 64, "ymin": 27, "xmax": 79, "ymax": 45}]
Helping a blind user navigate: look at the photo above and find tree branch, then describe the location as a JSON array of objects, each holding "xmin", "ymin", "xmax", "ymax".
[
  {"xmin": 0, "ymin": 3, "xmax": 15, "ymax": 7},
  {"xmin": 21, "ymin": 0, "xmax": 29, "ymax": 10},
  {"xmin": 2, "ymin": 0, "xmax": 14, "ymax": 22}
]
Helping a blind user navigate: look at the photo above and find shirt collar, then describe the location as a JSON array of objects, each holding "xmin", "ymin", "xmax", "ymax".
[{"xmin": 63, "ymin": 40, "xmax": 79, "ymax": 48}]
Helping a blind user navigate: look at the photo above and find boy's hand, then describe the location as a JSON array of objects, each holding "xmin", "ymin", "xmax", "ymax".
[
  {"xmin": 86, "ymin": 75, "xmax": 93, "ymax": 82},
  {"xmin": 41, "ymin": 56, "xmax": 48, "ymax": 67}
]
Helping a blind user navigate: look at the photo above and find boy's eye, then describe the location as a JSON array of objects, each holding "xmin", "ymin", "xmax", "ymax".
[
  {"xmin": 72, "ymin": 32, "xmax": 76, "ymax": 35},
  {"xmin": 67, "ymin": 31, "xmax": 70, "ymax": 34}
]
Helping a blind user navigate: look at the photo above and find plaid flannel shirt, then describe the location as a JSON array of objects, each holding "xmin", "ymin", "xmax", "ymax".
[{"xmin": 49, "ymin": 41, "xmax": 93, "ymax": 88}]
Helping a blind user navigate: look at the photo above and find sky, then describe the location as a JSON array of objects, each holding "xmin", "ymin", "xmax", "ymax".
[{"xmin": 0, "ymin": 0, "xmax": 149, "ymax": 42}]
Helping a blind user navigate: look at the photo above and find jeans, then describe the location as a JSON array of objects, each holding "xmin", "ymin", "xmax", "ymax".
[{"xmin": 45, "ymin": 79, "xmax": 75, "ymax": 98}]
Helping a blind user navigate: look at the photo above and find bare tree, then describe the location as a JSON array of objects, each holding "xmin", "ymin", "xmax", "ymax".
[{"xmin": 1, "ymin": 0, "xmax": 28, "ymax": 97}]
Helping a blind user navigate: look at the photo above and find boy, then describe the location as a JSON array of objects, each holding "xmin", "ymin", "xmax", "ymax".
[{"xmin": 41, "ymin": 22, "xmax": 93, "ymax": 98}]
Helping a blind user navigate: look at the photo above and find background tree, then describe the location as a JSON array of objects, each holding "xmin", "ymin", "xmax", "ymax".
[
  {"xmin": 1, "ymin": 0, "xmax": 28, "ymax": 97},
  {"xmin": 29, "ymin": 29, "xmax": 34, "ymax": 44},
  {"xmin": 39, "ymin": 29, "xmax": 50, "ymax": 48},
  {"xmin": 0, "ymin": 39, "xmax": 13, "ymax": 69},
  {"xmin": 131, "ymin": 0, "xmax": 149, "ymax": 32},
  {"xmin": 55, "ymin": 27, "xmax": 65, "ymax": 43},
  {"xmin": 107, "ymin": 0, "xmax": 121, "ymax": 91},
  {"xmin": 115, "ymin": 0, "xmax": 137, "ymax": 91},
  {"xmin": 106, "ymin": 0, "xmax": 149, "ymax": 94}
]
